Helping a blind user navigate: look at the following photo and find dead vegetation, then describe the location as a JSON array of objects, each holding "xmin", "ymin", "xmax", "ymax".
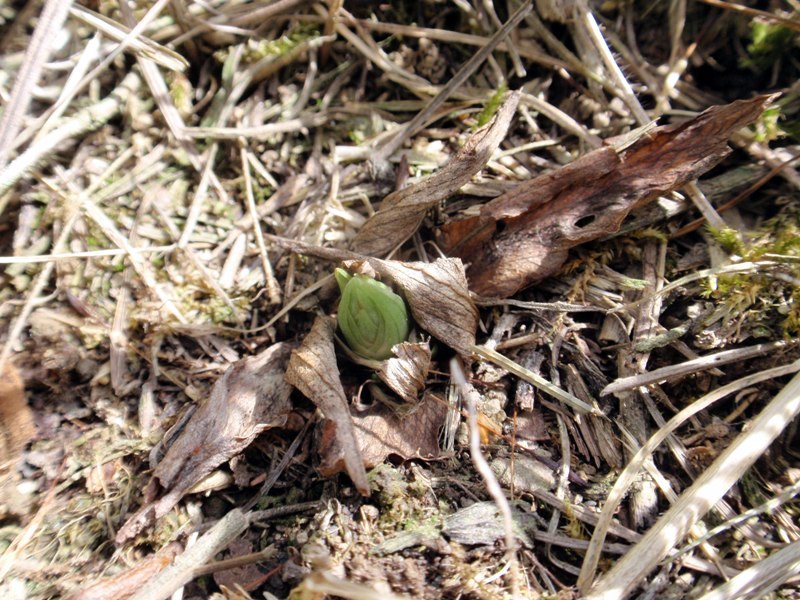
[{"xmin": 0, "ymin": 0, "xmax": 799, "ymax": 599}]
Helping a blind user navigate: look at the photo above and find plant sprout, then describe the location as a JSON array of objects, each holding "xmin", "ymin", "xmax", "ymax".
[{"xmin": 335, "ymin": 268, "xmax": 410, "ymax": 360}]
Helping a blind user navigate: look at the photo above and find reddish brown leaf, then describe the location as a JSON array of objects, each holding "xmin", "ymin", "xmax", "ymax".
[
  {"xmin": 284, "ymin": 316, "xmax": 370, "ymax": 495},
  {"xmin": 318, "ymin": 393, "xmax": 447, "ymax": 475},
  {"xmin": 351, "ymin": 92, "xmax": 520, "ymax": 257},
  {"xmin": 116, "ymin": 343, "xmax": 294, "ymax": 543},
  {"xmin": 0, "ymin": 362, "xmax": 35, "ymax": 467},
  {"xmin": 438, "ymin": 95, "xmax": 777, "ymax": 297}
]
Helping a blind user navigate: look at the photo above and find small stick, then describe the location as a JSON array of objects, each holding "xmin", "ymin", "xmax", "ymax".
[
  {"xmin": 602, "ymin": 340, "xmax": 793, "ymax": 396},
  {"xmin": 451, "ymin": 357, "xmax": 521, "ymax": 598}
]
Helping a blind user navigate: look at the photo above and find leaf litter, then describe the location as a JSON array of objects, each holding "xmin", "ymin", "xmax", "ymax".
[{"xmin": 0, "ymin": 1, "xmax": 799, "ymax": 599}]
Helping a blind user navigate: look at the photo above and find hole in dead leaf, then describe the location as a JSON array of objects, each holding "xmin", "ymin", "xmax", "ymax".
[{"xmin": 574, "ymin": 214, "xmax": 596, "ymax": 229}]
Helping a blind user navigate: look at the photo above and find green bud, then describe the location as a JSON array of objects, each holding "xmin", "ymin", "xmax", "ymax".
[{"xmin": 335, "ymin": 268, "xmax": 410, "ymax": 360}]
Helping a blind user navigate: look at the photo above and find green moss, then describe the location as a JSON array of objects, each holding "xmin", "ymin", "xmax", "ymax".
[
  {"xmin": 742, "ymin": 20, "xmax": 795, "ymax": 73},
  {"xmin": 703, "ymin": 211, "xmax": 800, "ymax": 336},
  {"xmin": 707, "ymin": 225, "xmax": 746, "ymax": 255}
]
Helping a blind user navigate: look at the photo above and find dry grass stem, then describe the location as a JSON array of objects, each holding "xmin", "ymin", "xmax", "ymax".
[
  {"xmin": 372, "ymin": 1, "xmax": 532, "ymax": 162},
  {"xmin": 602, "ymin": 340, "xmax": 794, "ymax": 395},
  {"xmin": 451, "ymin": 357, "xmax": 521, "ymax": 598},
  {"xmin": 128, "ymin": 509, "xmax": 249, "ymax": 600},
  {"xmin": 584, "ymin": 368, "xmax": 800, "ymax": 597},
  {"xmin": 0, "ymin": 0, "xmax": 74, "ymax": 169}
]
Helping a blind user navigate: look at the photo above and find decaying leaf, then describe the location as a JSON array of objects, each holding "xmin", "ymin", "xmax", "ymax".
[
  {"xmin": 318, "ymin": 392, "xmax": 447, "ymax": 475},
  {"xmin": 116, "ymin": 343, "xmax": 294, "ymax": 543},
  {"xmin": 377, "ymin": 341, "xmax": 432, "ymax": 403},
  {"xmin": 284, "ymin": 316, "xmax": 370, "ymax": 496},
  {"xmin": 346, "ymin": 257, "xmax": 478, "ymax": 356},
  {"xmin": 438, "ymin": 94, "xmax": 777, "ymax": 297},
  {"xmin": 0, "ymin": 362, "xmax": 35, "ymax": 468},
  {"xmin": 351, "ymin": 91, "xmax": 521, "ymax": 257},
  {"xmin": 342, "ymin": 340, "xmax": 432, "ymax": 404}
]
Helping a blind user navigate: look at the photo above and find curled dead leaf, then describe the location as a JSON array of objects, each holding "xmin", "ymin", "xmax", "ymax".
[
  {"xmin": 439, "ymin": 94, "xmax": 778, "ymax": 297},
  {"xmin": 284, "ymin": 316, "xmax": 370, "ymax": 496},
  {"xmin": 116, "ymin": 343, "xmax": 294, "ymax": 543},
  {"xmin": 342, "ymin": 340, "xmax": 432, "ymax": 404},
  {"xmin": 378, "ymin": 341, "xmax": 431, "ymax": 403},
  {"xmin": 351, "ymin": 91, "xmax": 520, "ymax": 257}
]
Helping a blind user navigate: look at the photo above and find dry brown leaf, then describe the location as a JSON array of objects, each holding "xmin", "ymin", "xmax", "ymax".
[
  {"xmin": 350, "ymin": 91, "xmax": 521, "ymax": 257},
  {"xmin": 318, "ymin": 393, "xmax": 447, "ymax": 475},
  {"xmin": 377, "ymin": 341, "xmax": 432, "ymax": 403},
  {"xmin": 116, "ymin": 343, "xmax": 294, "ymax": 543},
  {"xmin": 346, "ymin": 257, "xmax": 478, "ymax": 356},
  {"xmin": 438, "ymin": 94, "xmax": 777, "ymax": 297},
  {"xmin": 0, "ymin": 362, "xmax": 35, "ymax": 468},
  {"xmin": 284, "ymin": 316, "xmax": 370, "ymax": 495},
  {"xmin": 342, "ymin": 340, "xmax": 432, "ymax": 404}
]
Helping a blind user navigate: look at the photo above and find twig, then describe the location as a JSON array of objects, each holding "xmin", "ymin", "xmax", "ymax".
[
  {"xmin": 671, "ymin": 152, "xmax": 800, "ymax": 238},
  {"xmin": 189, "ymin": 545, "xmax": 277, "ymax": 578},
  {"xmin": 351, "ymin": 18, "xmax": 571, "ymax": 71},
  {"xmin": 128, "ymin": 509, "xmax": 249, "ymax": 600},
  {"xmin": 451, "ymin": 357, "xmax": 521, "ymax": 599},
  {"xmin": 578, "ymin": 360, "xmax": 800, "ymax": 589},
  {"xmin": 0, "ymin": 72, "xmax": 141, "ymax": 196},
  {"xmin": 602, "ymin": 340, "xmax": 793, "ymax": 396},
  {"xmin": 243, "ymin": 418, "xmax": 315, "ymax": 511},
  {"xmin": 696, "ymin": 0, "xmax": 800, "ymax": 32},
  {"xmin": 0, "ymin": 244, "xmax": 178, "ymax": 264},
  {"xmin": 372, "ymin": 0, "xmax": 533, "ymax": 162},
  {"xmin": 698, "ymin": 540, "xmax": 800, "ymax": 600},
  {"xmin": 574, "ymin": 1, "xmax": 649, "ymax": 127},
  {"xmin": 240, "ymin": 145, "xmax": 281, "ymax": 304},
  {"xmin": 0, "ymin": 210, "xmax": 80, "ymax": 372},
  {"xmin": 674, "ymin": 479, "xmax": 800, "ymax": 560},
  {"xmin": 472, "ymin": 344, "xmax": 599, "ymax": 415},
  {"xmin": 69, "ymin": 3, "xmax": 187, "ymax": 72}
]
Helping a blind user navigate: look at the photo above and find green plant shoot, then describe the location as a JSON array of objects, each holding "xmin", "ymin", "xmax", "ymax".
[{"xmin": 335, "ymin": 268, "xmax": 410, "ymax": 360}]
